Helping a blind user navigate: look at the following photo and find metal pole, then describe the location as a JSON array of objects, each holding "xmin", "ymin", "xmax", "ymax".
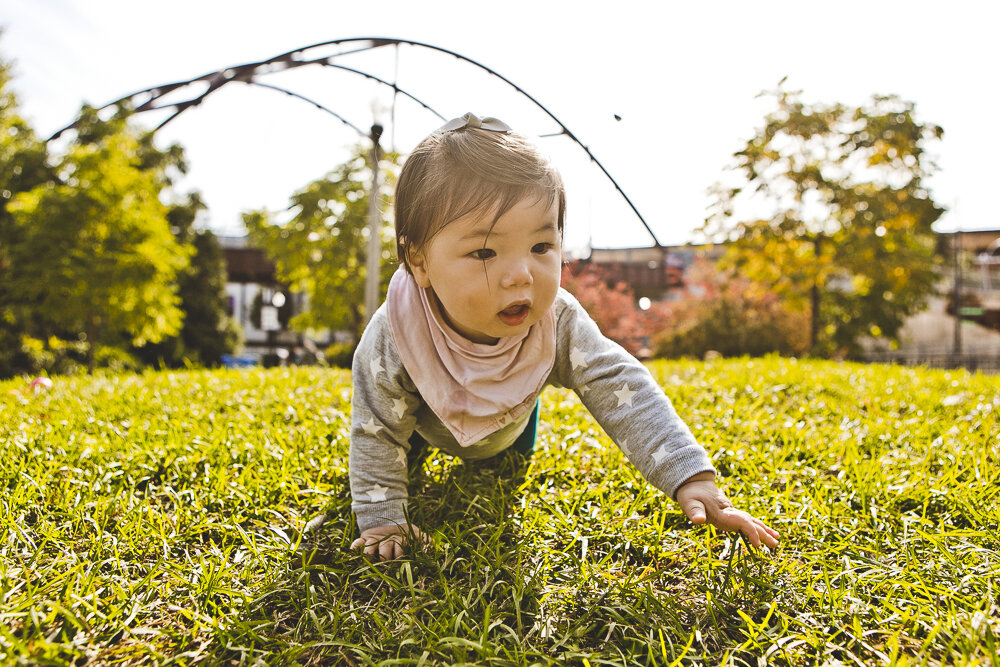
[
  {"xmin": 953, "ymin": 227, "xmax": 962, "ymax": 359},
  {"xmin": 364, "ymin": 124, "xmax": 384, "ymax": 327}
]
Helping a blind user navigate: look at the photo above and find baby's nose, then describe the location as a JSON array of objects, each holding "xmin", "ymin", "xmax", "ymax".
[{"xmin": 501, "ymin": 259, "xmax": 533, "ymax": 288}]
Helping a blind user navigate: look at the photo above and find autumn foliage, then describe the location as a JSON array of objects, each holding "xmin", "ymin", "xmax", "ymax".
[
  {"xmin": 652, "ymin": 260, "xmax": 809, "ymax": 359},
  {"xmin": 560, "ymin": 263, "xmax": 671, "ymax": 357},
  {"xmin": 561, "ymin": 259, "xmax": 809, "ymax": 360}
]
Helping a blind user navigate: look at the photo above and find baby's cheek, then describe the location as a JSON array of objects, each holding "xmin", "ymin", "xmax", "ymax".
[
  {"xmin": 465, "ymin": 294, "xmax": 491, "ymax": 319},
  {"xmin": 538, "ymin": 274, "xmax": 561, "ymax": 308}
]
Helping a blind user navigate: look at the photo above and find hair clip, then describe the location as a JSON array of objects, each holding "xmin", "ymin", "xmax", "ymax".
[{"xmin": 434, "ymin": 112, "xmax": 512, "ymax": 134}]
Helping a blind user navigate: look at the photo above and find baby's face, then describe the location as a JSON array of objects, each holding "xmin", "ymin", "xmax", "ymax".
[{"xmin": 410, "ymin": 196, "xmax": 562, "ymax": 344}]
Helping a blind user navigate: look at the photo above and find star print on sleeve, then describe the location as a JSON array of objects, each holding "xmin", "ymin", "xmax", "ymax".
[
  {"xmin": 362, "ymin": 417, "xmax": 382, "ymax": 436},
  {"xmin": 393, "ymin": 448, "xmax": 406, "ymax": 467},
  {"xmin": 366, "ymin": 484, "xmax": 389, "ymax": 502},
  {"xmin": 369, "ymin": 355, "xmax": 384, "ymax": 378},
  {"xmin": 391, "ymin": 397, "xmax": 408, "ymax": 419},
  {"xmin": 619, "ymin": 438, "xmax": 631, "ymax": 457},
  {"xmin": 651, "ymin": 443, "xmax": 670, "ymax": 465},
  {"xmin": 614, "ymin": 383, "xmax": 636, "ymax": 408},
  {"xmin": 577, "ymin": 383, "xmax": 591, "ymax": 397},
  {"xmin": 570, "ymin": 346, "xmax": 589, "ymax": 370}
]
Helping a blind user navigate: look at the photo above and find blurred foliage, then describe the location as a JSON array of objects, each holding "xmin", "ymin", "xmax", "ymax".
[
  {"xmin": 6, "ymin": 105, "xmax": 190, "ymax": 371},
  {"xmin": 0, "ymin": 44, "xmax": 56, "ymax": 377},
  {"xmin": 323, "ymin": 341, "xmax": 356, "ymax": 369},
  {"xmin": 560, "ymin": 263, "xmax": 671, "ymax": 357},
  {"xmin": 244, "ymin": 145, "xmax": 399, "ymax": 342},
  {"xmin": 653, "ymin": 259, "xmax": 810, "ymax": 359},
  {"xmin": 17, "ymin": 335, "xmax": 88, "ymax": 377},
  {"xmin": 0, "ymin": 39, "xmax": 239, "ymax": 377},
  {"xmin": 134, "ymin": 193, "xmax": 242, "ymax": 368},
  {"xmin": 703, "ymin": 82, "xmax": 944, "ymax": 357}
]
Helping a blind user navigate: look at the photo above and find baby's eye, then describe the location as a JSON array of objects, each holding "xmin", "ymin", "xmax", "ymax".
[
  {"xmin": 470, "ymin": 248, "xmax": 496, "ymax": 260},
  {"xmin": 531, "ymin": 242, "xmax": 555, "ymax": 254}
]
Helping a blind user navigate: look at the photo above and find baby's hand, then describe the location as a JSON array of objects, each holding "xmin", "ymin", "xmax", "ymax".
[
  {"xmin": 350, "ymin": 523, "xmax": 428, "ymax": 561},
  {"xmin": 676, "ymin": 473, "xmax": 780, "ymax": 550}
]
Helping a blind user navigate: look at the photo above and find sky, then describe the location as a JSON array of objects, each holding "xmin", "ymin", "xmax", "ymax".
[{"xmin": 2, "ymin": 0, "xmax": 997, "ymax": 255}]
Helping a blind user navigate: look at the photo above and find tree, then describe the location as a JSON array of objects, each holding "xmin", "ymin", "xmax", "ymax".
[
  {"xmin": 702, "ymin": 82, "xmax": 944, "ymax": 357},
  {"xmin": 7, "ymin": 106, "xmax": 190, "ymax": 371},
  {"xmin": 0, "ymin": 45, "xmax": 56, "ymax": 376},
  {"xmin": 244, "ymin": 145, "xmax": 399, "ymax": 342},
  {"xmin": 134, "ymin": 193, "xmax": 241, "ymax": 367}
]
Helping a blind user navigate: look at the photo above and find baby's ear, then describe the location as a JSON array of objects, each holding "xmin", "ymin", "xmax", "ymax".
[{"xmin": 408, "ymin": 249, "xmax": 432, "ymax": 288}]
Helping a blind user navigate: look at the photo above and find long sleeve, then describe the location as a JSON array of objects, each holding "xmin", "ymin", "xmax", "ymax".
[
  {"xmin": 549, "ymin": 290, "xmax": 715, "ymax": 498},
  {"xmin": 348, "ymin": 306, "xmax": 422, "ymax": 532}
]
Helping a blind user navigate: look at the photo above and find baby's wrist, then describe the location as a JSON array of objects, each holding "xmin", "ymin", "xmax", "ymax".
[{"xmin": 676, "ymin": 471, "xmax": 717, "ymax": 493}]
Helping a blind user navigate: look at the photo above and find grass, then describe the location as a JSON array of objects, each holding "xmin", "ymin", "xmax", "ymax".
[{"xmin": 1, "ymin": 357, "xmax": 998, "ymax": 666}]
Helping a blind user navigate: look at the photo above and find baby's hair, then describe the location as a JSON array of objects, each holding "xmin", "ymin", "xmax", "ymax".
[{"xmin": 394, "ymin": 125, "xmax": 566, "ymax": 273}]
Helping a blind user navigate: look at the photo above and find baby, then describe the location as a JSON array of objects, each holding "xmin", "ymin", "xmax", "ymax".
[{"xmin": 349, "ymin": 113, "xmax": 779, "ymax": 560}]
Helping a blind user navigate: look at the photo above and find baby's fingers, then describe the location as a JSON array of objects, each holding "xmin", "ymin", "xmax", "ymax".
[
  {"xmin": 744, "ymin": 514, "xmax": 780, "ymax": 542},
  {"xmin": 729, "ymin": 511, "xmax": 781, "ymax": 550},
  {"xmin": 712, "ymin": 508, "xmax": 764, "ymax": 548},
  {"xmin": 363, "ymin": 538, "xmax": 385, "ymax": 559},
  {"xmin": 682, "ymin": 498, "xmax": 708, "ymax": 525},
  {"xmin": 350, "ymin": 535, "xmax": 390, "ymax": 560},
  {"xmin": 734, "ymin": 512, "xmax": 763, "ymax": 548},
  {"xmin": 378, "ymin": 536, "xmax": 402, "ymax": 561},
  {"xmin": 754, "ymin": 518, "xmax": 781, "ymax": 549}
]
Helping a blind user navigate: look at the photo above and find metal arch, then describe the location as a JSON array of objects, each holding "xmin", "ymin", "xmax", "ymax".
[
  {"xmin": 48, "ymin": 60, "xmax": 444, "ymax": 139},
  {"xmin": 316, "ymin": 62, "xmax": 446, "ymax": 122},
  {"xmin": 244, "ymin": 81, "xmax": 368, "ymax": 138},
  {"xmin": 47, "ymin": 36, "xmax": 661, "ymax": 246},
  {"xmin": 287, "ymin": 38, "xmax": 664, "ymax": 247}
]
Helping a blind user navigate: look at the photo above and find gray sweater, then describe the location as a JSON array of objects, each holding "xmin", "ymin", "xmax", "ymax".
[{"xmin": 349, "ymin": 288, "xmax": 715, "ymax": 532}]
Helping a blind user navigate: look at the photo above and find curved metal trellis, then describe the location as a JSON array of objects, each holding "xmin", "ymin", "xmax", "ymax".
[
  {"xmin": 48, "ymin": 37, "xmax": 662, "ymax": 247},
  {"xmin": 246, "ymin": 81, "xmax": 368, "ymax": 138}
]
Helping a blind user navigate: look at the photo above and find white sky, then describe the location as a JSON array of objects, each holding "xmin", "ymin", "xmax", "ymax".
[{"xmin": 1, "ymin": 0, "xmax": 997, "ymax": 255}]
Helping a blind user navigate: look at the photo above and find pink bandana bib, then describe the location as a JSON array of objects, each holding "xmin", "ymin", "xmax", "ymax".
[{"xmin": 385, "ymin": 268, "xmax": 555, "ymax": 447}]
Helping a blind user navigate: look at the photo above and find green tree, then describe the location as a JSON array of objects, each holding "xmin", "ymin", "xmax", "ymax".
[
  {"xmin": 702, "ymin": 82, "xmax": 944, "ymax": 356},
  {"xmin": 7, "ymin": 106, "xmax": 190, "ymax": 371},
  {"xmin": 0, "ymin": 45, "xmax": 55, "ymax": 376},
  {"xmin": 244, "ymin": 145, "xmax": 398, "ymax": 342},
  {"xmin": 135, "ymin": 193, "xmax": 241, "ymax": 367}
]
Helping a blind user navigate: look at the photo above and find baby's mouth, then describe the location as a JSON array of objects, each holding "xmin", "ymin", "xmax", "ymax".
[{"xmin": 498, "ymin": 303, "xmax": 530, "ymax": 326}]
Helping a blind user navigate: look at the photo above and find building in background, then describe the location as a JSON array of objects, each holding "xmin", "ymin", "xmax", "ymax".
[
  {"xmin": 569, "ymin": 244, "xmax": 723, "ymax": 302},
  {"xmin": 219, "ymin": 236, "xmax": 325, "ymax": 364},
  {"xmin": 873, "ymin": 229, "xmax": 1000, "ymax": 369}
]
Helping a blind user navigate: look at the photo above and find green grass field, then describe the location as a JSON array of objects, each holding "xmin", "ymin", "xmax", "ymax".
[{"xmin": 1, "ymin": 358, "xmax": 998, "ymax": 666}]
